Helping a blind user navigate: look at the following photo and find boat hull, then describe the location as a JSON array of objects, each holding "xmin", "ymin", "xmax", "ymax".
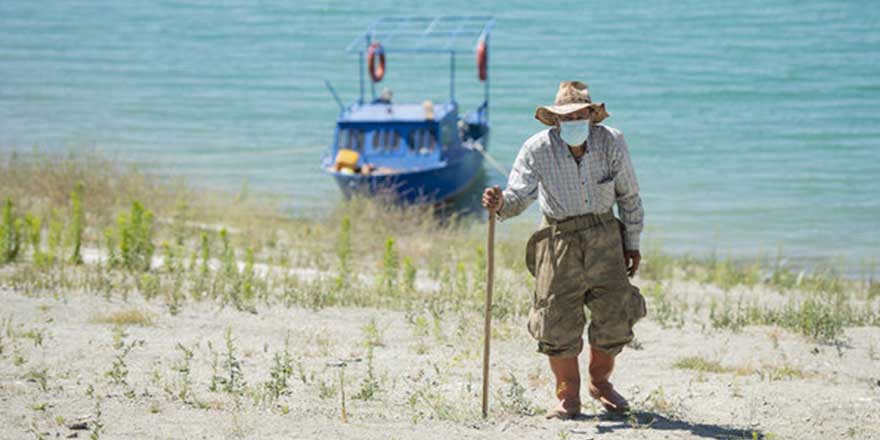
[{"xmin": 329, "ymin": 148, "xmax": 484, "ymax": 204}]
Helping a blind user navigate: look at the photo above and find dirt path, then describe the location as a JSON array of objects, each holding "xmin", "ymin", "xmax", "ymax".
[{"xmin": 1, "ymin": 281, "xmax": 879, "ymax": 439}]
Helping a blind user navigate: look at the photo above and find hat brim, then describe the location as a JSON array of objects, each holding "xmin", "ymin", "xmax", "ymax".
[{"xmin": 535, "ymin": 102, "xmax": 609, "ymax": 126}]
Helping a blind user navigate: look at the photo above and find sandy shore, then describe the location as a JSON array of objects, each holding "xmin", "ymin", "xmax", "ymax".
[{"xmin": 2, "ymin": 275, "xmax": 879, "ymax": 440}]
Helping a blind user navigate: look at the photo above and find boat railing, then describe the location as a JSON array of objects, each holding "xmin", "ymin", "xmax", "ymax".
[
  {"xmin": 343, "ymin": 15, "xmax": 494, "ymax": 105},
  {"xmin": 345, "ymin": 16, "xmax": 495, "ymax": 54}
]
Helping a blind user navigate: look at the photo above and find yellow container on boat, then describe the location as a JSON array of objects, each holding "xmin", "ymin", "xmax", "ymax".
[{"xmin": 334, "ymin": 149, "xmax": 360, "ymax": 171}]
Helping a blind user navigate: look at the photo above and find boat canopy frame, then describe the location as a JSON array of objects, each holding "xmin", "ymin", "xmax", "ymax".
[{"xmin": 344, "ymin": 15, "xmax": 495, "ymax": 109}]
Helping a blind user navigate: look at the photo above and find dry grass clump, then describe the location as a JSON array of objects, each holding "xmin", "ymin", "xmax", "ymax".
[
  {"xmin": 90, "ymin": 309, "xmax": 155, "ymax": 326},
  {"xmin": 0, "ymin": 150, "xmax": 288, "ymax": 254},
  {"xmin": 672, "ymin": 356, "xmax": 813, "ymax": 382},
  {"xmin": 672, "ymin": 356, "xmax": 734, "ymax": 374},
  {"xmin": 0, "ymin": 150, "xmax": 177, "ymax": 226}
]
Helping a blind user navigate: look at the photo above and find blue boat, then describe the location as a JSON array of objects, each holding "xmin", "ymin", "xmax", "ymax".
[{"xmin": 322, "ymin": 16, "xmax": 495, "ymax": 204}]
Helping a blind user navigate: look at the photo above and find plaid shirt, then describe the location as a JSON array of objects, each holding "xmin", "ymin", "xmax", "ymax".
[{"xmin": 498, "ymin": 124, "xmax": 645, "ymax": 250}]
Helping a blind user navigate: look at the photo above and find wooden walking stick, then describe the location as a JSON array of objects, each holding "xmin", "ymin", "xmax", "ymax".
[{"xmin": 481, "ymin": 211, "xmax": 495, "ymax": 418}]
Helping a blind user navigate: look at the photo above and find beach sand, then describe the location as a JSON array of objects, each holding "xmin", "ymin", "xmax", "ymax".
[{"xmin": 2, "ymin": 272, "xmax": 878, "ymax": 440}]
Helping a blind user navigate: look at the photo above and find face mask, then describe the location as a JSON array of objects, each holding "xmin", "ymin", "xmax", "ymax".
[{"xmin": 558, "ymin": 119, "xmax": 590, "ymax": 147}]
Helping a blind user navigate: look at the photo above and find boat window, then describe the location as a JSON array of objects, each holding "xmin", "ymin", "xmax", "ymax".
[
  {"xmin": 368, "ymin": 129, "xmax": 400, "ymax": 152},
  {"xmin": 382, "ymin": 130, "xmax": 391, "ymax": 150},
  {"xmin": 408, "ymin": 129, "xmax": 418, "ymax": 152},
  {"xmin": 419, "ymin": 130, "xmax": 436, "ymax": 155},
  {"xmin": 337, "ymin": 129, "xmax": 344, "ymax": 149},
  {"xmin": 386, "ymin": 129, "xmax": 400, "ymax": 152},
  {"xmin": 407, "ymin": 128, "xmax": 435, "ymax": 154}
]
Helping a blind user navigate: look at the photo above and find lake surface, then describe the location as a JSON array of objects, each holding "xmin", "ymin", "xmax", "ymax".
[{"xmin": 1, "ymin": 1, "xmax": 878, "ymax": 271}]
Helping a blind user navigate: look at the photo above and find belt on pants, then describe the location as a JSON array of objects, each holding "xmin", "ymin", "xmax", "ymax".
[{"xmin": 543, "ymin": 210, "xmax": 615, "ymax": 235}]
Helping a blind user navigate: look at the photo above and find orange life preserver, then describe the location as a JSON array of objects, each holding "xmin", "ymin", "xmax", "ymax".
[
  {"xmin": 367, "ymin": 42, "xmax": 385, "ymax": 83},
  {"xmin": 476, "ymin": 39, "xmax": 488, "ymax": 81}
]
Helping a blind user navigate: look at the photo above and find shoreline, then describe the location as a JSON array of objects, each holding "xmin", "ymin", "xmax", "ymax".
[{"xmin": 4, "ymin": 149, "xmax": 875, "ymax": 280}]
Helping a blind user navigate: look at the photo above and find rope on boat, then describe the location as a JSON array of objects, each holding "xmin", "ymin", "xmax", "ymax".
[{"xmin": 472, "ymin": 142, "xmax": 510, "ymax": 178}]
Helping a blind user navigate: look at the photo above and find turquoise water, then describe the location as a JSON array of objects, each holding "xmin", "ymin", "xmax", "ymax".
[{"xmin": 1, "ymin": 1, "xmax": 878, "ymax": 268}]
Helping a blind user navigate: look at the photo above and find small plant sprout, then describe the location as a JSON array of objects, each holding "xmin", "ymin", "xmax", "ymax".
[
  {"xmin": 263, "ymin": 334, "xmax": 294, "ymax": 404},
  {"xmin": 173, "ymin": 342, "xmax": 195, "ymax": 403},
  {"xmin": 0, "ymin": 198, "xmax": 22, "ymax": 264},
  {"xmin": 361, "ymin": 317, "xmax": 384, "ymax": 348},
  {"xmin": 326, "ymin": 361, "xmax": 349, "ymax": 423},
  {"xmin": 87, "ymin": 383, "xmax": 104, "ymax": 440},
  {"xmin": 208, "ymin": 340, "xmax": 221, "ymax": 392},
  {"xmin": 380, "ymin": 237, "xmax": 399, "ymax": 295},
  {"xmin": 242, "ymin": 247, "xmax": 255, "ymax": 303},
  {"xmin": 496, "ymin": 372, "xmax": 539, "ymax": 416},
  {"xmin": 220, "ymin": 327, "xmax": 246, "ymax": 394},
  {"xmin": 402, "ymin": 256, "xmax": 417, "ymax": 292},
  {"xmin": 24, "ymin": 213, "xmax": 46, "ymax": 267},
  {"xmin": 106, "ymin": 333, "xmax": 144, "ymax": 388},
  {"xmin": 162, "ymin": 241, "xmax": 175, "ymax": 273},
  {"xmin": 69, "ymin": 180, "xmax": 85, "ymax": 264},
  {"xmin": 117, "ymin": 200, "xmax": 154, "ymax": 272},
  {"xmin": 102, "ymin": 226, "xmax": 117, "ymax": 267},
  {"xmin": 46, "ymin": 209, "xmax": 62, "ymax": 265},
  {"xmin": 200, "ymin": 232, "xmax": 210, "ymax": 275},
  {"xmin": 353, "ymin": 344, "xmax": 380, "ymax": 401},
  {"xmin": 335, "ymin": 215, "xmax": 352, "ymax": 290}
]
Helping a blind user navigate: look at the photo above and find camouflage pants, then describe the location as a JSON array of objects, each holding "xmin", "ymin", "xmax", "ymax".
[{"xmin": 525, "ymin": 210, "xmax": 647, "ymax": 358}]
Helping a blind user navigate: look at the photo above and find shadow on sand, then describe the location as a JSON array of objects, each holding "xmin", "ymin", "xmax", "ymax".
[{"xmin": 564, "ymin": 410, "xmax": 764, "ymax": 439}]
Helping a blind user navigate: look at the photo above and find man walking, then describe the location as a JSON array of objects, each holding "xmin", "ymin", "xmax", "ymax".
[{"xmin": 482, "ymin": 80, "xmax": 647, "ymax": 419}]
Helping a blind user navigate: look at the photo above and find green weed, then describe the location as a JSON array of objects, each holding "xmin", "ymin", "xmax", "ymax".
[
  {"xmin": 379, "ymin": 237, "xmax": 399, "ymax": 295},
  {"xmin": 335, "ymin": 215, "xmax": 352, "ymax": 290},
  {"xmin": 69, "ymin": 181, "xmax": 85, "ymax": 264},
  {"xmin": 171, "ymin": 342, "xmax": 195, "ymax": 403},
  {"xmin": 117, "ymin": 201, "xmax": 154, "ymax": 272},
  {"xmin": 646, "ymin": 282, "xmax": 684, "ymax": 328},
  {"xmin": 24, "ymin": 214, "xmax": 47, "ymax": 267},
  {"xmin": 1, "ymin": 198, "xmax": 22, "ymax": 264},
  {"xmin": 106, "ymin": 335, "xmax": 143, "ymax": 387},
  {"xmin": 46, "ymin": 210, "xmax": 62, "ymax": 266},
  {"xmin": 402, "ymin": 256, "xmax": 416, "ymax": 292},
  {"xmin": 199, "ymin": 232, "xmax": 210, "ymax": 275},
  {"xmin": 361, "ymin": 317, "xmax": 385, "ymax": 348},
  {"xmin": 263, "ymin": 334, "xmax": 294, "ymax": 403},
  {"xmin": 496, "ymin": 372, "xmax": 539, "ymax": 416},
  {"xmin": 353, "ymin": 344, "xmax": 380, "ymax": 401},
  {"xmin": 220, "ymin": 327, "xmax": 246, "ymax": 394}
]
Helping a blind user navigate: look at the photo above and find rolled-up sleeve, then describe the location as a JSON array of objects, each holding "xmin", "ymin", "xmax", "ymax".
[
  {"xmin": 497, "ymin": 145, "xmax": 539, "ymax": 221},
  {"xmin": 611, "ymin": 133, "xmax": 644, "ymax": 250}
]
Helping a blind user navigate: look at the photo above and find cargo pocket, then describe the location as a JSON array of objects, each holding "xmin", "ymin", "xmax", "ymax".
[
  {"xmin": 525, "ymin": 226, "xmax": 552, "ymax": 278},
  {"xmin": 527, "ymin": 303, "xmax": 547, "ymax": 340},
  {"xmin": 626, "ymin": 285, "xmax": 647, "ymax": 324},
  {"xmin": 525, "ymin": 227, "xmax": 554, "ymax": 341}
]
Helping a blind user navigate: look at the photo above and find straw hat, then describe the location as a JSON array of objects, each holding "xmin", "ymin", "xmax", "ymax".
[{"xmin": 535, "ymin": 80, "xmax": 609, "ymax": 126}]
